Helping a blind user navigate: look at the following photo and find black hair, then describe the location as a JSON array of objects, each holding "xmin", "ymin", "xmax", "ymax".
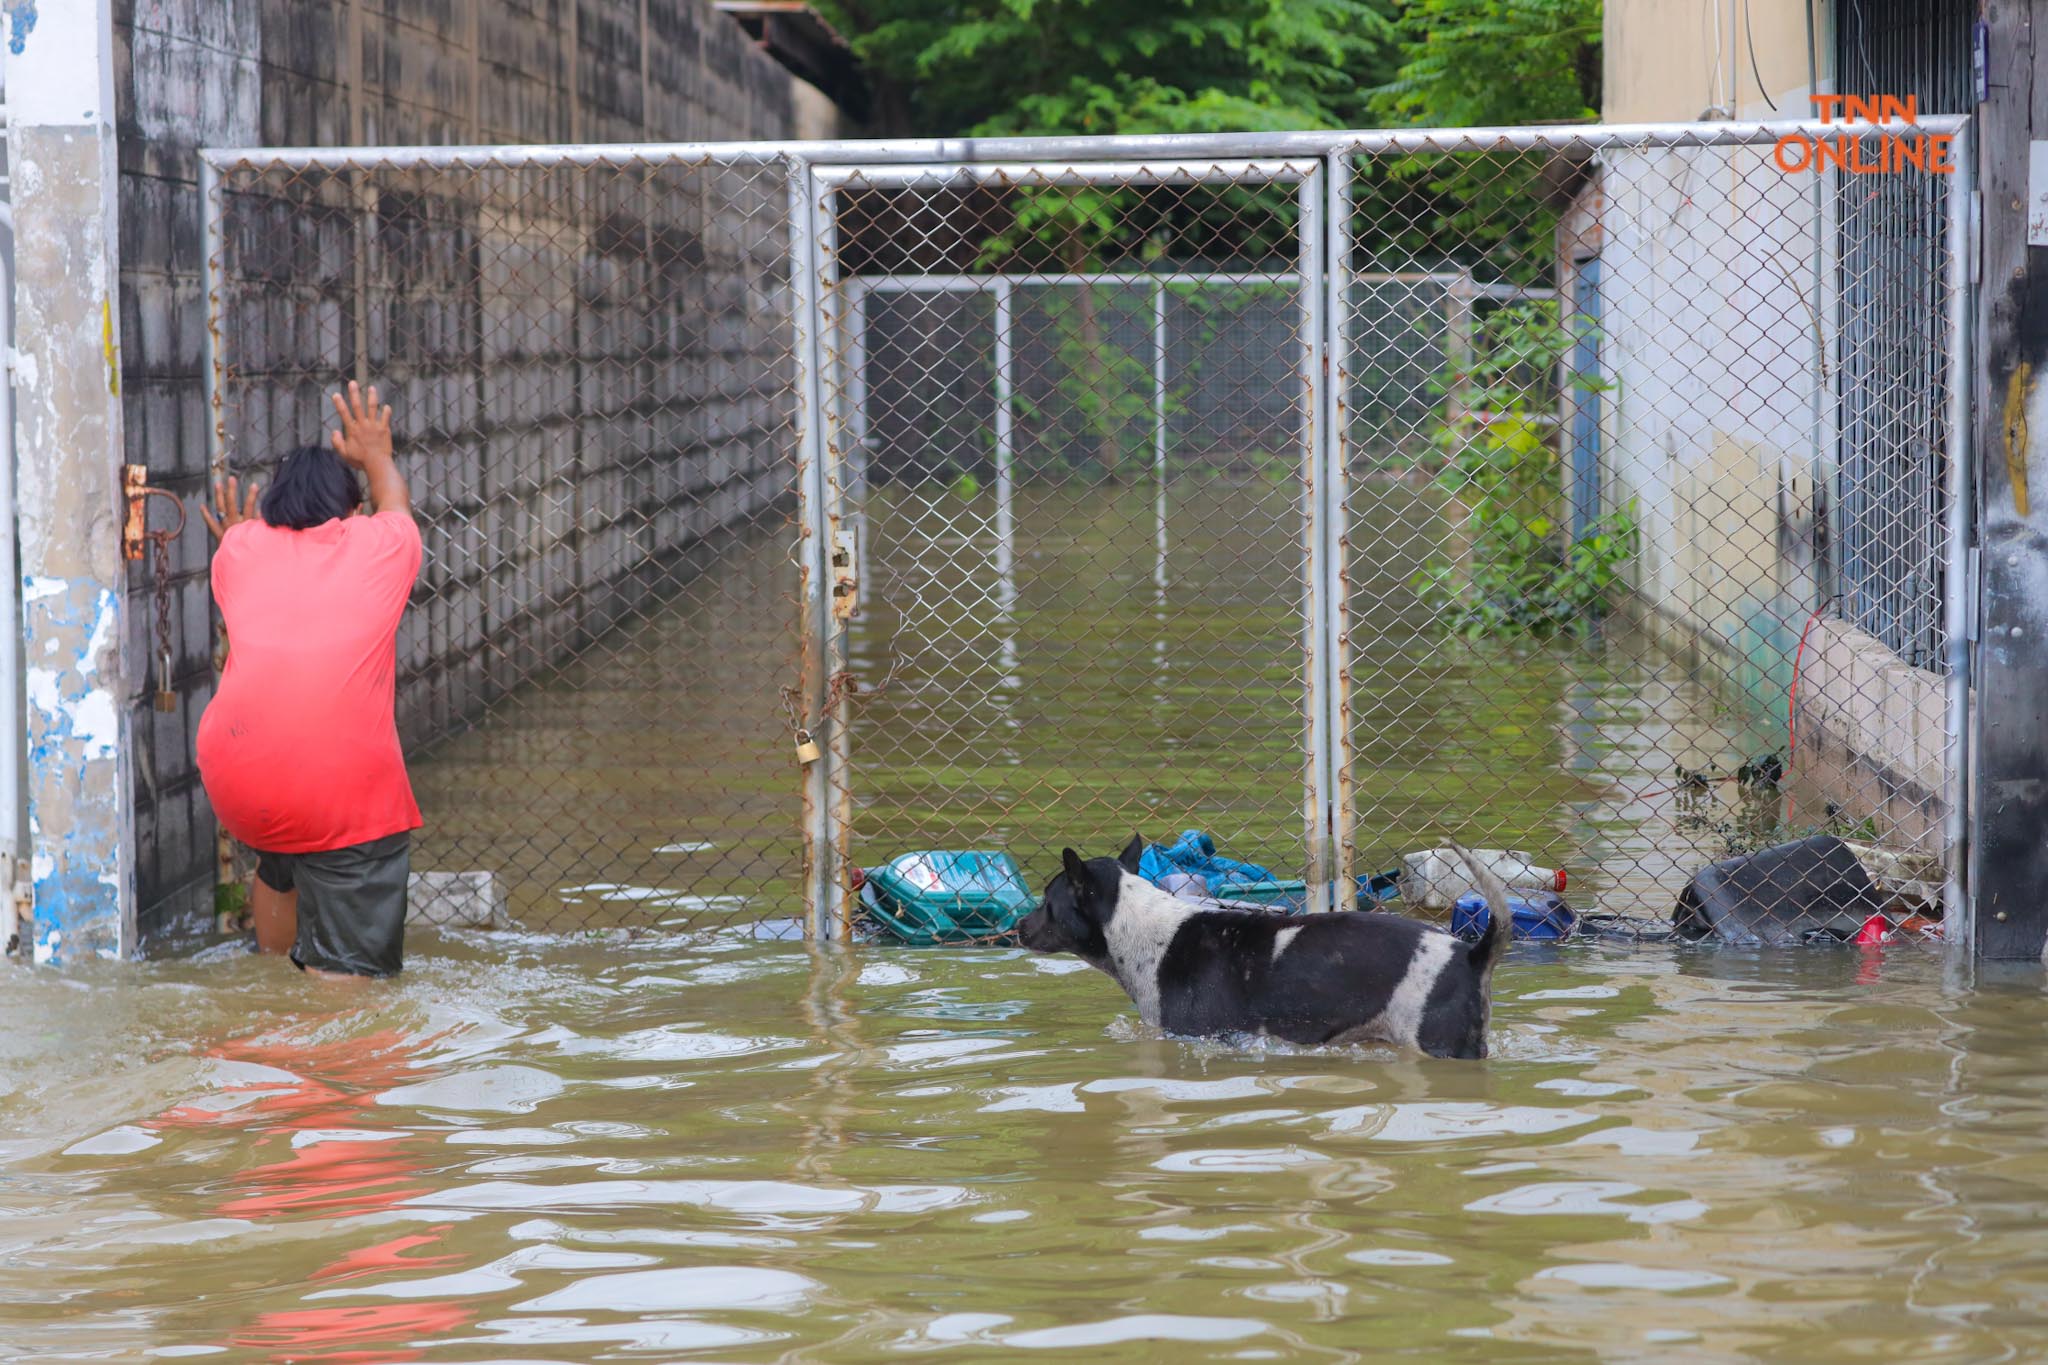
[{"xmin": 260, "ymin": 444, "xmax": 363, "ymax": 530}]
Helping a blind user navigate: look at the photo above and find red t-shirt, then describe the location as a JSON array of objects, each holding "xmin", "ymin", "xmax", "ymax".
[{"xmin": 197, "ymin": 510, "xmax": 424, "ymax": 853}]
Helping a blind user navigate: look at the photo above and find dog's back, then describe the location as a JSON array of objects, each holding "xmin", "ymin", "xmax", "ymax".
[
  {"xmin": 1178, "ymin": 845, "xmax": 1510, "ymax": 1057},
  {"xmin": 1020, "ymin": 836, "xmax": 1515, "ymax": 1059}
]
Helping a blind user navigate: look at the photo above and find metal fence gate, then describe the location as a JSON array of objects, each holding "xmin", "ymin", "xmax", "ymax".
[{"xmin": 195, "ymin": 116, "xmax": 1973, "ymax": 945}]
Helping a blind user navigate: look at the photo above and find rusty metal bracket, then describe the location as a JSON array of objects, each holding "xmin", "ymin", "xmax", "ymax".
[
  {"xmin": 122, "ymin": 464, "xmax": 149, "ymax": 561},
  {"xmin": 123, "ymin": 465, "xmax": 188, "ymax": 561},
  {"xmin": 830, "ymin": 528, "xmax": 859, "ymax": 620}
]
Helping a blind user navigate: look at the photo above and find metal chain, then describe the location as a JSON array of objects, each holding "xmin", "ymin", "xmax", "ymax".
[
  {"xmin": 778, "ymin": 667, "xmax": 892, "ymax": 746},
  {"xmin": 152, "ymin": 530, "xmax": 175, "ymax": 707},
  {"xmin": 138, "ymin": 487, "xmax": 187, "ymax": 714}
]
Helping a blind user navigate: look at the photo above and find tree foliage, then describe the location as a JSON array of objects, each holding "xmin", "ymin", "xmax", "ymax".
[
  {"xmin": 1371, "ymin": 0, "xmax": 1602, "ymax": 129},
  {"xmin": 816, "ymin": 0, "xmax": 1398, "ymax": 138},
  {"xmin": 814, "ymin": 0, "xmax": 1608, "ymax": 476},
  {"xmin": 1362, "ymin": 0, "xmax": 1604, "ymax": 276}
]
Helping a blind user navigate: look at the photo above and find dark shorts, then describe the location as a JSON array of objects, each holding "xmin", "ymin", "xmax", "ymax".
[{"xmin": 256, "ymin": 832, "xmax": 411, "ymax": 977}]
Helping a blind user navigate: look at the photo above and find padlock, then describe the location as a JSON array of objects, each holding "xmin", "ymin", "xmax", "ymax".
[
  {"xmin": 155, "ymin": 646, "xmax": 177, "ymax": 713},
  {"xmin": 794, "ymin": 728, "xmax": 822, "ymax": 765}
]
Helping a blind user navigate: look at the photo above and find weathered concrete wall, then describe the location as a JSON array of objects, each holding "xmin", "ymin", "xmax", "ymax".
[
  {"xmin": 8, "ymin": 0, "xmax": 139, "ymax": 960},
  {"xmin": 1584, "ymin": 146, "xmax": 1956, "ymax": 846},
  {"xmin": 116, "ymin": 0, "xmax": 837, "ymax": 942}
]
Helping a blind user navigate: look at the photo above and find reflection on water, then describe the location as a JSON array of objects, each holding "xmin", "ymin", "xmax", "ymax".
[{"xmin": 5, "ymin": 937, "xmax": 2047, "ymax": 1360}]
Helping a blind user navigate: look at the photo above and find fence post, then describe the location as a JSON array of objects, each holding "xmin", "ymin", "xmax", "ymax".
[
  {"xmin": 1298, "ymin": 167, "xmax": 1334, "ymax": 913},
  {"xmin": 5, "ymin": 0, "xmax": 137, "ymax": 962},
  {"xmin": 1942, "ymin": 122, "xmax": 1975, "ymax": 957},
  {"xmin": 789, "ymin": 157, "xmax": 851, "ymax": 941},
  {"xmin": 993, "ymin": 276, "xmax": 1015, "ymax": 605},
  {"xmin": 1153, "ymin": 281, "xmax": 1169, "ymax": 600},
  {"xmin": 197, "ymin": 158, "xmax": 240, "ymax": 921},
  {"xmin": 1323, "ymin": 150, "xmax": 1355, "ymax": 914}
]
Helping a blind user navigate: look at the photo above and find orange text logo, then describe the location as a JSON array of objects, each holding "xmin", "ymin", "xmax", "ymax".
[{"xmin": 1774, "ymin": 96, "xmax": 1957, "ymax": 174}]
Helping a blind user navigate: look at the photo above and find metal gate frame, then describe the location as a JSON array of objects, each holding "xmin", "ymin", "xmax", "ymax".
[
  {"xmin": 789, "ymin": 154, "xmax": 1342, "ymax": 938},
  {"xmin": 197, "ymin": 115, "xmax": 1975, "ymax": 947}
]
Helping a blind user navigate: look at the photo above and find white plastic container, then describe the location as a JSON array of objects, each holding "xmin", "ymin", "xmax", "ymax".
[{"xmin": 1400, "ymin": 848, "xmax": 1566, "ymax": 911}]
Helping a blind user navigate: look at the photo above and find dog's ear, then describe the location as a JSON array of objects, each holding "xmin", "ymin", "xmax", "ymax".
[
  {"xmin": 1061, "ymin": 846, "xmax": 1092, "ymax": 899},
  {"xmin": 1118, "ymin": 833, "xmax": 1144, "ymax": 874}
]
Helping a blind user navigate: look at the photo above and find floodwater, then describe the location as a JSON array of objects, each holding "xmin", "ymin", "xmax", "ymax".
[
  {"xmin": 407, "ymin": 480, "xmax": 1780, "ymax": 930},
  {"xmin": 5, "ymin": 935, "xmax": 2048, "ymax": 1360},
  {"xmin": 52, "ymin": 475, "xmax": 1996, "ymax": 1359}
]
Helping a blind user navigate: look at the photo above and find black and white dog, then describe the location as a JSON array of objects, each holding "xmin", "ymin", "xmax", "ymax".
[{"xmin": 1016, "ymin": 835, "xmax": 1514, "ymax": 1059}]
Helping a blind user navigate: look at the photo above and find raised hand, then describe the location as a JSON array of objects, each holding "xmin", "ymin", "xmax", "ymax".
[
  {"xmin": 329, "ymin": 380, "xmax": 394, "ymax": 470},
  {"xmin": 200, "ymin": 475, "xmax": 262, "ymax": 540}
]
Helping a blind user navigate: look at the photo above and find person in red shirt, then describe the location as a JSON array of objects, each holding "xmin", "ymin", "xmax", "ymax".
[{"xmin": 197, "ymin": 382, "xmax": 421, "ymax": 977}]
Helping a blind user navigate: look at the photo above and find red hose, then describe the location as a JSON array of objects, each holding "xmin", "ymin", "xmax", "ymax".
[
  {"xmin": 1788, "ymin": 601, "xmax": 1833, "ymax": 763},
  {"xmin": 1785, "ymin": 600, "xmax": 1834, "ymax": 823}
]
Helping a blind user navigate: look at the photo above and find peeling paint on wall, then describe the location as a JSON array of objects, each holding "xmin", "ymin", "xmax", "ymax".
[
  {"xmin": 5, "ymin": 1, "xmax": 36, "ymax": 57},
  {"xmin": 24, "ymin": 581, "xmax": 128, "ymax": 958},
  {"xmin": 100, "ymin": 296, "xmax": 119, "ymax": 396},
  {"xmin": 2003, "ymin": 361, "xmax": 2033, "ymax": 518}
]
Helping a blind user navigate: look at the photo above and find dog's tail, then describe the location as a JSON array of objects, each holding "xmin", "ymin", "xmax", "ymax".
[{"xmin": 1448, "ymin": 841, "xmax": 1513, "ymax": 982}]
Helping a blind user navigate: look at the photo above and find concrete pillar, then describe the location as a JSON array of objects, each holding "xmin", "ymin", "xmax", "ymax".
[
  {"xmin": 1971, "ymin": 0, "xmax": 2048, "ymax": 960},
  {"xmin": 4, "ymin": 0, "xmax": 136, "ymax": 962}
]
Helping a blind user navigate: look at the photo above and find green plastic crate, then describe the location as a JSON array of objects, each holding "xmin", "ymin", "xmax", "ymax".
[
  {"xmin": 1214, "ymin": 879, "xmax": 1309, "ymax": 913},
  {"xmin": 861, "ymin": 851, "xmax": 1036, "ymax": 946}
]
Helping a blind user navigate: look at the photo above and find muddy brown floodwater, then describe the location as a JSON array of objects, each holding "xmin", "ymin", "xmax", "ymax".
[
  {"xmin": 30, "ymin": 482, "xmax": 2017, "ymax": 1360},
  {"xmin": 3, "ymin": 936, "xmax": 2046, "ymax": 1360}
]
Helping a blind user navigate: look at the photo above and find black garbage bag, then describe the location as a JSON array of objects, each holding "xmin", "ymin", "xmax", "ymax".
[{"xmin": 1671, "ymin": 834, "xmax": 1888, "ymax": 946}]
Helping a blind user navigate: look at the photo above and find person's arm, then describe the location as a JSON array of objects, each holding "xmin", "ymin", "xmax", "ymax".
[{"xmin": 330, "ymin": 379, "xmax": 410, "ymax": 517}]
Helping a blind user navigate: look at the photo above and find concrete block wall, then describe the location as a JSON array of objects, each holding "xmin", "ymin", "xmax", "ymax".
[
  {"xmin": 115, "ymin": 0, "xmax": 834, "ymax": 942},
  {"xmin": 1790, "ymin": 617, "xmax": 1953, "ymax": 855}
]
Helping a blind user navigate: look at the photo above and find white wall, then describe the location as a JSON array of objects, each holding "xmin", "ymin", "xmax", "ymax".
[{"xmin": 1577, "ymin": 140, "xmax": 1833, "ymax": 721}]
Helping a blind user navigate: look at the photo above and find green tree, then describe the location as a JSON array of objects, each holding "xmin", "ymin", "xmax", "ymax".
[
  {"xmin": 817, "ymin": 0, "xmax": 1397, "ymax": 139},
  {"xmin": 1364, "ymin": 0, "xmax": 1603, "ymax": 273},
  {"xmin": 817, "ymin": 0, "xmax": 1397, "ymax": 477},
  {"xmin": 1373, "ymin": 0, "xmax": 1601, "ymax": 129}
]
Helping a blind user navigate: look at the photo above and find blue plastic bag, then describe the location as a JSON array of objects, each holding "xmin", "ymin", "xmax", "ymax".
[{"xmin": 1138, "ymin": 829, "xmax": 1280, "ymax": 897}]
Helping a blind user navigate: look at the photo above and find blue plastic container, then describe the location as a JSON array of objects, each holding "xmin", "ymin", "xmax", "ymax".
[
  {"xmin": 861, "ymin": 851, "xmax": 1036, "ymax": 946},
  {"xmin": 1450, "ymin": 890, "xmax": 1576, "ymax": 942}
]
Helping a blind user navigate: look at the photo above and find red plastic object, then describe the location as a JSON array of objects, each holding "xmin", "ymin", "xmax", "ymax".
[
  {"xmin": 1853, "ymin": 912, "xmax": 1891, "ymax": 946},
  {"xmin": 1555, "ymin": 868, "xmax": 1567, "ymax": 893},
  {"xmin": 849, "ymin": 866, "xmax": 867, "ymax": 892}
]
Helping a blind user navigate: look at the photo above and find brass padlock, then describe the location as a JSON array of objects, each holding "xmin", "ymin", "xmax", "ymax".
[
  {"xmin": 794, "ymin": 728, "xmax": 822, "ymax": 765},
  {"xmin": 154, "ymin": 646, "xmax": 177, "ymax": 713}
]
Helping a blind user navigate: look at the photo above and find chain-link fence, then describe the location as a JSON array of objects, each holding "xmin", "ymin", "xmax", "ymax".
[
  {"xmin": 1326, "ymin": 128, "xmax": 1968, "ymax": 946},
  {"xmin": 194, "ymin": 118, "xmax": 1972, "ymax": 945},
  {"xmin": 203, "ymin": 151, "xmax": 805, "ymax": 929}
]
